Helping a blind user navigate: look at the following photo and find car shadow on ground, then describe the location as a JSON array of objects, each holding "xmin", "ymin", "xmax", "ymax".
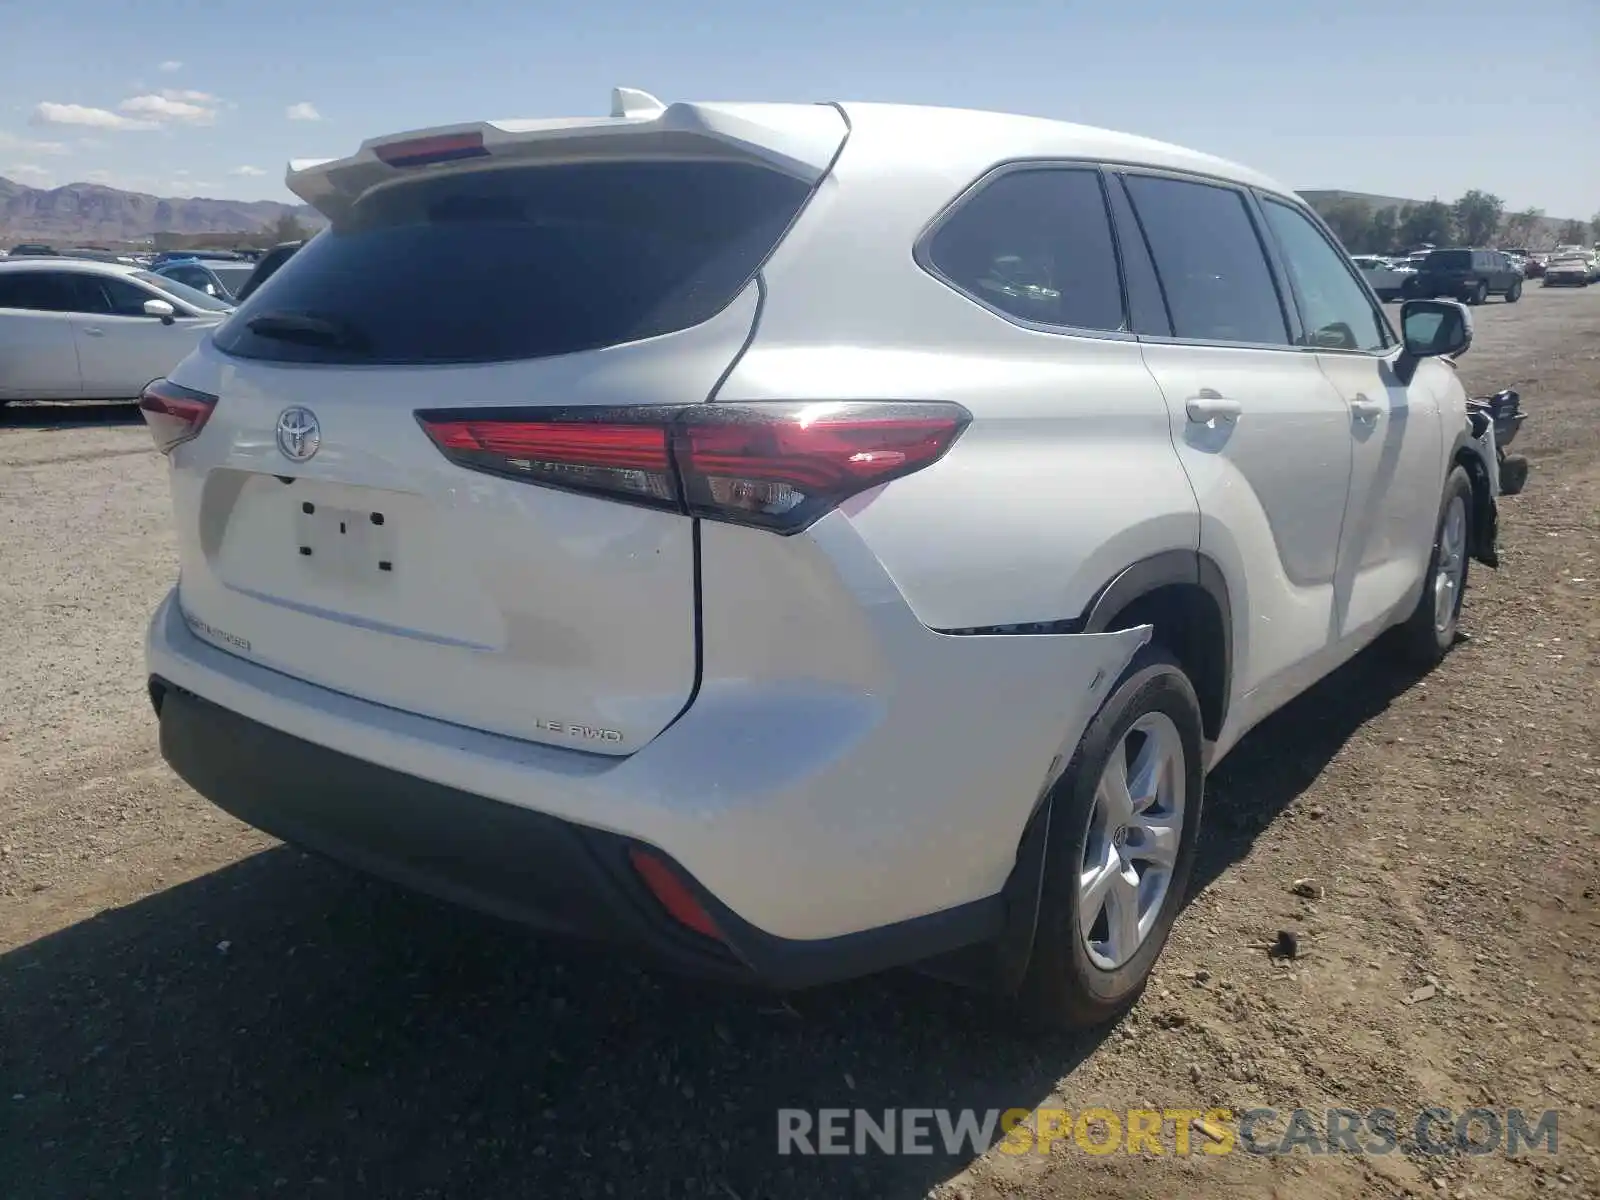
[
  {"xmin": 0, "ymin": 643, "xmax": 1430, "ymax": 1200},
  {"xmin": 0, "ymin": 400, "xmax": 142, "ymax": 430},
  {"xmin": 1191, "ymin": 641, "xmax": 1430, "ymax": 897}
]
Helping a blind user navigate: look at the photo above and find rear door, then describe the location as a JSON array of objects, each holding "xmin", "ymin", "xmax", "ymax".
[
  {"xmin": 1113, "ymin": 171, "xmax": 1355, "ymax": 716},
  {"xmin": 0, "ymin": 272, "xmax": 83, "ymax": 399},
  {"xmin": 168, "ymin": 154, "xmax": 829, "ymax": 754}
]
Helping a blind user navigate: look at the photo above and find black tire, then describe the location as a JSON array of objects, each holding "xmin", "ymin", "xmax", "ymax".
[
  {"xmin": 1012, "ymin": 646, "xmax": 1205, "ymax": 1030},
  {"xmin": 1467, "ymin": 281, "xmax": 1488, "ymax": 305},
  {"xmin": 1505, "ymin": 280, "xmax": 1522, "ymax": 303},
  {"xmin": 1392, "ymin": 465, "xmax": 1473, "ymax": 666},
  {"xmin": 1499, "ymin": 454, "xmax": 1529, "ymax": 496}
]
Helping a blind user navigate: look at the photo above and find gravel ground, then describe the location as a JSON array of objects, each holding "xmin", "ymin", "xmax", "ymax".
[{"xmin": 2, "ymin": 288, "xmax": 1597, "ymax": 1200}]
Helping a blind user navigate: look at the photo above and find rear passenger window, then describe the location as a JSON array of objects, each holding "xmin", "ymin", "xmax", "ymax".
[
  {"xmin": 0, "ymin": 272, "xmax": 77, "ymax": 312},
  {"xmin": 926, "ymin": 168, "xmax": 1124, "ymax": 333},
  {"xmin": 1120, "ymin": 175, "xmax": 1289, "ymax": 345}
]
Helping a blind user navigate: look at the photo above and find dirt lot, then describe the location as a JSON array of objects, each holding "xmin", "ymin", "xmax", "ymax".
[{"xmin": 2, "ymin": 290, "xmax": 1597, "ymax": 1200}]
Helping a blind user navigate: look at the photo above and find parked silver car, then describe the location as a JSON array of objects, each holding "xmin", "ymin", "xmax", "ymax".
[{"xmin": 0, "ymin": 258, "xmax": 233, "ymax": 403}]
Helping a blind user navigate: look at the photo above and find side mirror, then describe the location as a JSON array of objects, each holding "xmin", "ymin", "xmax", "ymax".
[
  {"xmin": 143, "ymin": 298, "xmax": 177, "ymax": 326},
  {"xmin": 1400, "ymin": 298, "xmax": 1472, "ymax": 359}
]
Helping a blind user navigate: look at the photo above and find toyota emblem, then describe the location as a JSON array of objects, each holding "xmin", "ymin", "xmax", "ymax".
[{"xmin": 276, "ymin": 407, "xmax": 321, "ymax": 462}]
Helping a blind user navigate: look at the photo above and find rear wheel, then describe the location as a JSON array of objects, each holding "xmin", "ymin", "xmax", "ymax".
[
  {"xmin": 1467, "ymin": 281, "xmax": 1488, "ymax": 305},
  {"xmin": 1505, "ymin": 280, "xmax": 1522, "ymax": 303},
  {"xmin": 1013, "ymin": 646, "xmax": 1204, "ymax": 1029},
  {"xmin": 1393, "ymin": 465, "xmax": 1473, "ymax": 665}
]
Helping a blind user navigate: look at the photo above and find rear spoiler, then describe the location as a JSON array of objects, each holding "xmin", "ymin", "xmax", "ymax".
[{"xmin": 286, "ymin": 87, "xmax": 847, "ymax": 222}]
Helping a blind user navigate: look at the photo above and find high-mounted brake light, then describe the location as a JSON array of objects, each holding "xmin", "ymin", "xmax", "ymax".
[
  {"xmin": 139, "ymin": 378, "xmax": 218, "ymax": 454},
  {"xmin": 415, "ymin": 402, "xmax": 971, "ymax": 534},
  {"xmin": 374, "ymin": 131, "xmax": 490, "ymax": 168}
]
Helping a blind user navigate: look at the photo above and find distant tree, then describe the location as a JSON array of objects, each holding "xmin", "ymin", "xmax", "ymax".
[
  {"xmin": 1502, "ymin": 206, "xmax": 1543, "ymax": 246},
  {"xmin": 1367, "ymin": 205, "xmax": 1398, "ymax": 253},
  {"xmin": 1556, "ymin": 219, "xmax": 1587, "ymax": 246},
  {"xmin": 1309, "ymin": 196, "xmax": 1376, "ymax": 252},
  {"xmin": 1397, "ymin": 199, "xmax": 1455, "ymax": 249},
  {"xmin": 1452, "ymin": 190, "xmax": 1504, "ymax": 247},
  {"xmin": 272, "ymin": 212, "xmax": 309, "ymax": 243},
  {"xmin": 1590, "ymin": 211, "xmax": 1600, "ymax": 245}
]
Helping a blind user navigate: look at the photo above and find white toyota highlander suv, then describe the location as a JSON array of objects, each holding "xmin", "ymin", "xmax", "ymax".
[{"xmin": 142, "ymin": 90, "xmax": 1500, "ymax": 1027}]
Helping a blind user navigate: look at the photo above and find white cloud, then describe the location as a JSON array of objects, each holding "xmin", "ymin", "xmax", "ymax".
[
  {"xmin": 159, "ymin": 88, "xmax": 217, "ymax": 104},
  {"xmin": 0, "ymin": 130, "xmax": 69, "ymax": 155},
  {"xmin": 285, "ymin": 102, "xmax": 322, "ymax": 122},
  {"xmin": 158, "ymin": 60, "xmax": 183, "ymax": 72},
  {"xmin": 7, "ymin": 162, "xmax": 54, "ymax": 184},
  {"xmin": 31, "ymin": 102, "xmax": 159, "ymax": 132},
  {"xmin": 231, "ymin": 165, "xmax": 267, "ymax": 177},
  {"xmin": 120, "ymin": 93, "xmax": 218, "ymax": 125}
]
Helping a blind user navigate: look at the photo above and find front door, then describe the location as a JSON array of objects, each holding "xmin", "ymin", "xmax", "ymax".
[
  {"xmin": 68, "ymin": 274, "xmax": 218, "ymax": 398},
  {"xmin": 1254, "ymin": 196, "xmax": 1443, "ymax": 644}
]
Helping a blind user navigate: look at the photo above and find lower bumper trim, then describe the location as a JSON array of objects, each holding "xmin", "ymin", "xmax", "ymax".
[{"xmin": 153, "ymin": 678, "xmax": 1004, "ymax": 990}]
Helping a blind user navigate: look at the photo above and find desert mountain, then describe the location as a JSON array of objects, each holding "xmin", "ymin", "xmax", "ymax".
[{"xmin": 0, "ymin": 176, "xmax": 324, "ymax": 243}]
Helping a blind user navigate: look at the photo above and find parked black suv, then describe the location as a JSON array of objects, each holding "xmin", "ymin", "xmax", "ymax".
[{"xmin": 1404, "ymin": 248, "xmax": 1523, "ymax": 304}]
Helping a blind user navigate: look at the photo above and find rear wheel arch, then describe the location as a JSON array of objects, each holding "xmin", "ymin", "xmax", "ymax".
[{"xmin": 1080, "ymin": 552, "xmax": 1232, "ymax": 742}]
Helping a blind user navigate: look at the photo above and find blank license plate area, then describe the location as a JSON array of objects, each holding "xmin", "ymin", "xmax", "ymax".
[{"xmin": 294, "ymin": 499, "xmax": 399, "ymax": 585}]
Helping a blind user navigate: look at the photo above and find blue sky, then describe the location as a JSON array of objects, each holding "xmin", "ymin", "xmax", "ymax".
[{"xmin": 4, "ymin": 0, "xmax": 1596, "ymax": 217}]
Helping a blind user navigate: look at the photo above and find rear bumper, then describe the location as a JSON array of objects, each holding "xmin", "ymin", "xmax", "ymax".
[
  {"xmin": 145, "ymin": 518, "xmax": 1152, "ymax": 981},
  {"xmin": 152, "ymin": 677, "xmax": 992, "ymax": 988}
]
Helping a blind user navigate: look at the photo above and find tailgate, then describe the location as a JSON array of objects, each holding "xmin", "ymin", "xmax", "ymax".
[{"xmin": 160, "ymin": 134, "xmax": 838, "ymax": 755}]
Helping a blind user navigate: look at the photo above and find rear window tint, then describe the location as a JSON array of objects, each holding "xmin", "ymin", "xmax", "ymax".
[
  {"xmin": 1424, "ymin": 250, "xmax": 1472, "ymax": 270},
  {"xmin": 926, "ymin": 167, "xmax": 1125, "ymax": 332},
  {"xmin": 214, "ymin": 161, "xmax": 811, "ymax": 365}
]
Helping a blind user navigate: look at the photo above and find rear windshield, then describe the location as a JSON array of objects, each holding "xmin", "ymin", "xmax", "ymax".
[
  {"xmin": 209, "ymin": 264, "xmax": 255, "ymax": 293},
  {"xmin": 213, "ymin": 160, "xmax": 812, "ymax": 365},
  {"xmin": 1423, "ymin": 250, "xmax": 1473, "ymax": 270}
]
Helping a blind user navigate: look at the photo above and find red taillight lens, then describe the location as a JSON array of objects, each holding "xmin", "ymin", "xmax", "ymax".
[
  {"xmin": 627, "ymin": 847, "xmax": 724, "ymax": 942},
  {"xmin": 418, "ymin": 411, "xmax": 677, "ymax": 508},
  {"xmin": 414, "ymin": 402, "xmax": 970, "ymax": 534},
  {"xmin": 677, "ymin": 402, "xmax": 969, "ymax": 532},
  {"xmin": 139, "ymin": 378, "xmax": 218, "ymax": 454}
]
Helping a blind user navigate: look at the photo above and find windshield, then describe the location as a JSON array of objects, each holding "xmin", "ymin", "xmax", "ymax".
[{"xmin": 135, "ymin": 269, "xmax": 234, "ymax": 311}]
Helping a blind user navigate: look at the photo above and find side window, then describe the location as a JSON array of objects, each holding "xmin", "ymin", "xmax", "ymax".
[
  {"xmin": 1120, "ymin": 174, "xmax": 1289, "ymax": 345},
  {"xmin": 1104, "ymin": 174, "xmax": 1172, "ymax": 337},
  {"xmin": 98, "ymin": 276, "xmax": 164, "ymax": 317},
  {"xmin": 0, "ymin": 272, "xmax": 77, "ymax": 312},
  {"xmin": 168, "ymin": 267, "xmax": 209, "ymax": 290},
  {"xmin": 926, "ymin": 167, "xmax": 1125, "ymax": 332},
  {"xmin": 1260, "ymin": 199, "xmax": 1390, "ymax": 353}
]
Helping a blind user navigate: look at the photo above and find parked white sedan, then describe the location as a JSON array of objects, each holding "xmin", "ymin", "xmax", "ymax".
[{"xmin": 0, "ymin": 257, "xmax": 233, "ymax": 403}]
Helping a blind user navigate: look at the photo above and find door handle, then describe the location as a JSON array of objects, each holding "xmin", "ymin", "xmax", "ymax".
[
  {"xmin": 1350, "ymin": 396, "xmax": 1384, "ymax": 421},
  {"xmin": 81, "ymin": 327, "xmax": 105, "ymax": 337},
  {"xmin": 1185, "ymin": 391, "xmax": 1242, "ymax": 424}
]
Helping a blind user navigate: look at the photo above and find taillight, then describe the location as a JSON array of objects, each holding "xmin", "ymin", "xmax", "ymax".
[
  {"xmin": 415, "ymin": 401, "xmax": 970, "ymax": 534},
  {"xmin": 139, "ymin": 378, "xmax": 218, "ymax": 454}
]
